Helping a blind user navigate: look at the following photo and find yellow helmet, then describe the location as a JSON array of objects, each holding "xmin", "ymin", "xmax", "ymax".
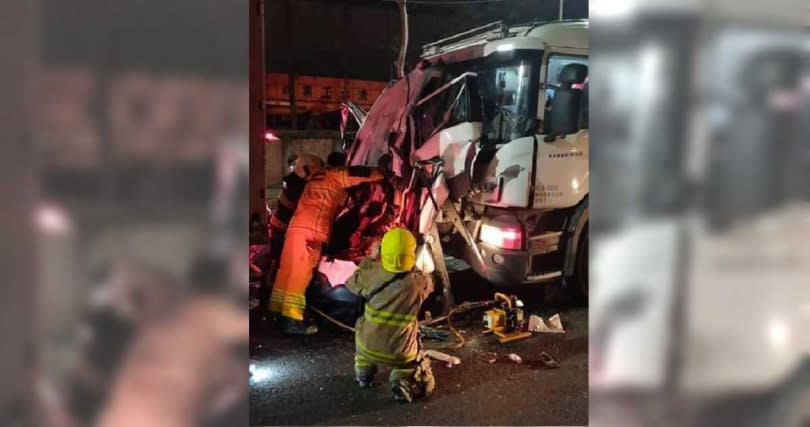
[{"xmin": 380, "ymin": 227, "xmax": 417, "ymax": 273}]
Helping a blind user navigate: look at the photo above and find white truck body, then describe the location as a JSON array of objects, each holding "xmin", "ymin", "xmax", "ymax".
[{"xmin": 408, "ymin": 20, "xmax": 591, "ymax": 288}]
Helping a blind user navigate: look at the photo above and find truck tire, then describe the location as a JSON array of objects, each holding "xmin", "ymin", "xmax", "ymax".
[{"xmin": 575, "ymin": 225, "xmax": 588, "ymax": 300}]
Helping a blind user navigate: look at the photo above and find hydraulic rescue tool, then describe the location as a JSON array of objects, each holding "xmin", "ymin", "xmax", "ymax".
[{"xmin": 482, "ymin": 293, "xmax": 532, "ymax": 343}]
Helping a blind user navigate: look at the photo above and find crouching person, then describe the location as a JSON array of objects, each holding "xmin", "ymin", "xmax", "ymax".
[{"xmin": 345, "ymin": 227, "xmax": 435, "ymax": 402}]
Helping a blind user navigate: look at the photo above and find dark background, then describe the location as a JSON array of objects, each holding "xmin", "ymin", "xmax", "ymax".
[
  {"xmin": 40, "ymin": 0, "xmax": 587, "ymax": 81},
  {"xmin": 267, "ymin": 0, "xmax": 588, "ymax": 81},
  {"xmin": 41, "ymin": 0, "xmax": 247, "ymax": 78}
]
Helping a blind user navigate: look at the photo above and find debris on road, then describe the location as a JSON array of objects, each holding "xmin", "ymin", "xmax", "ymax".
[
  {"xmin": 420, "ymin": 325, "xmax": 450, "ymax": 341},
  {"xmin": 508, "ymin": 353, "xmax": 522, "ymax": 364},
  {"xmin": 477, "ymin": 351, "xmax": 498, "ymax": 364},
  {"xmin": 528, "ymin": 313, "xmax": 565, "ymax": 334},
  {"xmin": 540, "ymin": 351, "xmax": 561, "ymax": 369},
  {"xmin": 547, "ymin": 314, "xmax": 564, "ymax": 331},
  {"xmin": 425, "ymin": 349, "xmax": 461, "ymax": 366}
]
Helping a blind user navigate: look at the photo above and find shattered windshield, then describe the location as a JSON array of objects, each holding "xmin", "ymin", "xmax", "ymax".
[{"xmin": 477, "ymin": 58, "xmax": 538, "ymax": 144}]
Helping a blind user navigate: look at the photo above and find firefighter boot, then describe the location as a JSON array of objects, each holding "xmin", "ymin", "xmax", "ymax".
[
  {"xmin": 390, "ymin": 356, "xmax": 434, "ymax": 403},
  {"xmin": 280, "ymin": 316, "xmax": 318, "ymax": 336},
  {"xmin": 354, "ymin": 354, "xmax": 377, "ymax": 388}
]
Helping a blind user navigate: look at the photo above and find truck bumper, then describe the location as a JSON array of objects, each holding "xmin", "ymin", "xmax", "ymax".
[{"xmin": 464, "ymin": 240, "xmax": 563, "ymax": 286}]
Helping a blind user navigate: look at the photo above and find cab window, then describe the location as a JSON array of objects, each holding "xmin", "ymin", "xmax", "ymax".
[{"xmin": 542, "ymin": 54, "xmax": 589, "ymax": 129}]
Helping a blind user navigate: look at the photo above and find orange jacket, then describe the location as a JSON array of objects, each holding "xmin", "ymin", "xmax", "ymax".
[{"xmin": 288, "ymin": 166, "xmax": 384, "ymax": 241}]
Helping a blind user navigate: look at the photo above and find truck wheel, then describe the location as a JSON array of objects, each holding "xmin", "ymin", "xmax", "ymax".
[{"xmin": 575, "ymin": 226, "xmax": 588, "ymax": 301}]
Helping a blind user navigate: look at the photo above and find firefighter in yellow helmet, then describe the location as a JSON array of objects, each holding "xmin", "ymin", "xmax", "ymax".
[
  {"xmin": 270, "ymin": 152, "xmax": 384, "ymax": 335},
  {"xmin": 345, "ymin": 227, "xmax": 436, "ymax": 402}
]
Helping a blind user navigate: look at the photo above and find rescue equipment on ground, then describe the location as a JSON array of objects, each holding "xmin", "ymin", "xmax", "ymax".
[{"xmin": 482, "ymin": 293, "xmax": 532, "ymax": 343}]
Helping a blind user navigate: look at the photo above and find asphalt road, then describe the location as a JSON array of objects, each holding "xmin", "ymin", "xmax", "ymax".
[{"xmin": 250, "ymin": 261, "xmax": 589, "ymax": 426}]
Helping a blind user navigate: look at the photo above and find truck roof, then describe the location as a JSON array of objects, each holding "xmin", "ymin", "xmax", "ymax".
[{"xmin": 420, "ymin": 19, "xmax": 588, "ymax": 63}]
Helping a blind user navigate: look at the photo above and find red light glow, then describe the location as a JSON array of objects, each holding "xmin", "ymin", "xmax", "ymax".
[
  {"xmin": 317, "ymin": 257, "xmax": 359, "ymax": 287},
  {"xmin": 480, "ymin": 223, "xmax": 523, "ymax": 250},
  {"xmin": 265, "ymin": 131, "xmax": 280, "ymax": 142}
]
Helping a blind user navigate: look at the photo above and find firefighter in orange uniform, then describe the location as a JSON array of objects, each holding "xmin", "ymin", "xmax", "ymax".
[
  {"xmin": 268, "ymin": 153, "xmax": 326, "ymax": 271},
  {"xmin": 270, "ymin": 152, "xmax": 385, "ymax": 335}
]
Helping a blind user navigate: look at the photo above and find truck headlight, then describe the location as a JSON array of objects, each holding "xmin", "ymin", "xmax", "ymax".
[{"xmin": 480, "ymin": 223, "xmax": 523, "ymax": 250}]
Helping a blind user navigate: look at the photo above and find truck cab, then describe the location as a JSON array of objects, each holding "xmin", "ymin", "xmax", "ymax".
[
  {"xmin": 343, "ymin": 20, "xmax": 589, "ymax": 296},
  {"xmin": 411, "ymin": 20, "xmax": 589, "ymax": 291}
]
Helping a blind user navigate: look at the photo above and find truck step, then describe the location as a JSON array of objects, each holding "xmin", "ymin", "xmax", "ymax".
[
  {"xmin": 525, "ymin": 270, "xmax": 562, "ymax": 282},
  {"xmin": 528, "ymin": 231, "xmax": 561, "ymax": 253}
]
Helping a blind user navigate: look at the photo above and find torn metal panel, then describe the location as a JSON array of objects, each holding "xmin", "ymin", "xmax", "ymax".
[{"xmin": 347, "ymin": 64, "xmax": 440, "ymax": 176}]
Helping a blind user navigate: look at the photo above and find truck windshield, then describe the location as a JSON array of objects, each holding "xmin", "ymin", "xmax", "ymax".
[{"xmin": 477, "ymin": 58, "xmax": 538, "ymax": 144}]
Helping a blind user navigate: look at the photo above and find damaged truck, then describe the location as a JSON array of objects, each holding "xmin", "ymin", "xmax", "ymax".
[{"xmin": 318, "ymin": 20, "xmax": 589, "ymax": 315}]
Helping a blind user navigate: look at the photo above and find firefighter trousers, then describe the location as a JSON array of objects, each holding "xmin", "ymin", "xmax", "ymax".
[{"xmin": 269, "ymin": 228, "xmax": 324, "ymax": 321}]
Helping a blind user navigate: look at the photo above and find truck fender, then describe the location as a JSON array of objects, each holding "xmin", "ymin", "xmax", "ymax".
[{"xmin": 563, "ymin": 195, "xmax": 588, "ymax": 280}]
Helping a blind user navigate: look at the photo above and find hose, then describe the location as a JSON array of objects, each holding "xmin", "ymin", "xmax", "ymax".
[
  {"xmin": 310, "ymin": 305, "xmax": 454, "ymax": 336},
  {"xmin": 493, "ymin": 292, "xmax": 511, "ymax": 309},
  {"xmin": 440, "ymin": 299, "xmax": 496, "ymax": 349},
  {"xmin": 310, "ymin": 299, "xmax": 493, "ymax": 351},
  {"xmin": 309, "ymin": 306, "xmax": 356, "ymax": 332},
  {"xmin": 444, "ymin": 307, "xmax": 465, "ymax": 350},
  {"xmin": 421, "ymin": 314, "xmax": 450, "ymax": 326}
]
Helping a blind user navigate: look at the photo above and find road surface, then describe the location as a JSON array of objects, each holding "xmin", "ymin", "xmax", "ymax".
[{"xmin": 250, "ymin": 261, "xmax": 588, "ymax": 426}]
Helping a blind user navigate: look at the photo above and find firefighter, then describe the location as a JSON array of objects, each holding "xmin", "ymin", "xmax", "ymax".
[
  {"xmin": 260, "ymin": 154, "xmax": 325, "ymax": 311},
  {"xmin": 346, "ymin": 227, "xmax": 435, "ymax": 403},
  {"xmin": 268, "ymin": 153, "xmax": 326, "ymax": 268},
  {"xmin": 270, "ymin": 151, "xmax": 385, "ymax": 335}
]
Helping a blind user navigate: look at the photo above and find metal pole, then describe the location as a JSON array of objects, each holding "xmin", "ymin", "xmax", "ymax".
[
  {"xmin": 559, "ymin": 0, "xmax": 564, "ymax": 20},
  {"xmin": 395, "ymin": 0, "xmax": 409, "ymax": 79},
  {"xmin": 249, "ymin": 0, "xmax": 267, "ymax": 242}
]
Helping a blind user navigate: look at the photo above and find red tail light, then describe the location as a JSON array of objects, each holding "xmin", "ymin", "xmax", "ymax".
[
  {"xmin": 265, "ymin": 131, "xmax": 280, "ymax": 143},
  {"xmin": 480, "ymin": 223, "xmax": 523, "ymax": 250}
]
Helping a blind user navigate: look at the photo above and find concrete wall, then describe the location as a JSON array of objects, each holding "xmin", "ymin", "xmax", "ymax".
[{"xmin": 265, "ymin": 130, "xmax": 342, "ymax": 187}]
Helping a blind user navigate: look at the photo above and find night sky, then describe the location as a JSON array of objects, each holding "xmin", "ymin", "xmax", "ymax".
[
  {"xmin": 38, "ymin": 0, "xmax": 586, "ymax": 80},
  {"xmin": 267, "ymin": 0, "xmax": 588, "ymax": 81}
]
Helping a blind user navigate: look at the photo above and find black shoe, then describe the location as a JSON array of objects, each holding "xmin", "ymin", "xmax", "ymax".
[
  {"xmin": 281, "ymin": 317, "xmax": 318, "ymax": 336},
  {"xmin": 356, "ymin": 377, "xmax": 373, "ymax": 388}
]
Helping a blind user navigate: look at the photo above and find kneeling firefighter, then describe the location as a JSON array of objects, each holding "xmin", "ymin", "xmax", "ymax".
[{"xmin": 346, "ymin": 227, "xmax": 435, "ymax": 402}]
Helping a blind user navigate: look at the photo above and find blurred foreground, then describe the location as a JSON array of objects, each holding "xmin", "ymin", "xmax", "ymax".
[
  {"xmin": 589, "ymin": 0, "xmax": 809, "ymax": 426},
  {"xmin": 2, "ymin": 0, "xmax": 249, "ymax": 426}
]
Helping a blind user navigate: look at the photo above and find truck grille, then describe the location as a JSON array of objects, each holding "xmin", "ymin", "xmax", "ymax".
[{"xmin": 529, "ymin": 250, "xmax": 563, "ymax": 276}]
